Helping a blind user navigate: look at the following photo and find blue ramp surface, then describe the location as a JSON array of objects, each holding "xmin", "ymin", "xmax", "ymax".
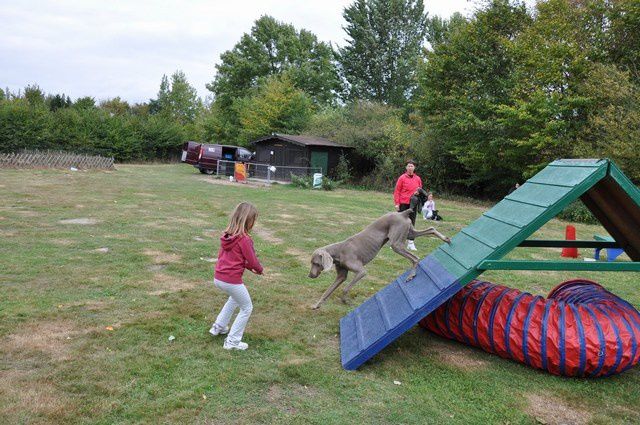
[{"xmin": 340, "ymin": 255, "xmax": 461, "ymax": 370}]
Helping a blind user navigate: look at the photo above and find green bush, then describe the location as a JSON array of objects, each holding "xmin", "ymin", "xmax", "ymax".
[
  {"xmin": 321, "ymin": 176, "xmax": 337, "ymax": 191},
  {"xmin": 0, "ymin": 97, "xmax": 186, "ymax": 161},
  {"xmin": 290, "ymin": 174, "xmax": 337, "ymax": 191},
  {"xmin": 290, "ymin": 173, "xmax": 313, "ymax": 189},
  {"xmin": 557, "ymin": 201, "xmax": 598, "ymax": 225},
  {"xmin": 334, "ymin": 154, "xmax": 352, "ymax": 183},
  {"xmin": 357, "ymin": 156, "xmax": 401, "ymax": 191}
]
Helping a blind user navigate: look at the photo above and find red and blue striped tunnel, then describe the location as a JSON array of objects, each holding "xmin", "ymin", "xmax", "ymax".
[{"xmin": 419, "ymin": 279, "xmax": 640, "ymax": 377}]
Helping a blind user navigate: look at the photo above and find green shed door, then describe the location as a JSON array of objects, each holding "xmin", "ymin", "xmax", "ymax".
[{"xmin": 310, "ymin": 151, "xmax": 328, "ymax": 174}]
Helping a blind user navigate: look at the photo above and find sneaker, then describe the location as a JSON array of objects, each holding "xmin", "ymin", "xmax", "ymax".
[
  {"xmin": 223, "ymin": 340, "xmax": 248, "ymax": 350},
  {"xmin": 209, "ymin": 324, "xmax": 229, "ymax": 336},
  {"xmin": 407, "ymin": 241, "xmax": 417, "ymax": 251}
]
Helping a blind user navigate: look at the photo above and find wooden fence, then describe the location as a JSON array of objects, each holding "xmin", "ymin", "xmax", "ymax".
[{"xmin": 0, "ymin": 151, "xmax": 114, "ymax": 169}]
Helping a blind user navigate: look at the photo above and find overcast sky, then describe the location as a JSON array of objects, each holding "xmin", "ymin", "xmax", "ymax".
[{"xmin": 1, "ymin": 0, "xmax": 494, "ymax": 103}]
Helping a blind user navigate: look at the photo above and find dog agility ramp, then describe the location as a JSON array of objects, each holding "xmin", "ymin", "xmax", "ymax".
[
  {"xmin": 341, "ymin": 159, "xmax": 640, "ymax": 370},
  {"xmin": 340, "ymin": 256, "xmax": 463, "ymax": 370}
]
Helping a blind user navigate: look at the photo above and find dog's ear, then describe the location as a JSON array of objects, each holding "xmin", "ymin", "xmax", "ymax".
[{"xmin": 318, "ymin": 249, "xmax": 334, "ymax": 271}]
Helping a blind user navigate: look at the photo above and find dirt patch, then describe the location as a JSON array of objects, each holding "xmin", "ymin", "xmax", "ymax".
[
  {"xmin": 0, "ymin": 369, "xmax": 74, "ymax": 420},
  {"xmin": 52, "ymin": 239, "xmax": 74, "ymax": 246},
  {"xmin": 199, "ymin": 177, "xmax": 270, "ymax": 189},
  {"xmin": 253, "ymin": 227, "xmax": 282, "ymax": 244},
  {"xmin": 426, "ymin": 338, "xmax": 488, "ymax": 370},
  {"xmin": 203, "ymin": 229, "xmax": 218, "ymax": 239},
  {"xmin": 59, "ymin": 218, "xmax": 99, "ymax": 225},
  {"xmin": 266, "ymin": 384, "xmax": 284, "ymax": 403},
  {"xmin": 280, "ymin": 356, "xmax": 310, "ymax": 366},
  {"xmin": 3, "ymin": 320, "xmax": 82, "ymax": 362},
  {"xmin": 147, "ymin": 273, "xmax": 200, "ymax": 295},
  {"xmin": 261, "ymin": 272, "xmax": 284, "ymax": 284},
  {"xmin": 143, "ymin": 249, "xmax": 181, "ymax": 264},
  {"xmin": 92, "ymin": 247, "xmax": 110, "ymax": 253},
  {"xmin": 265, "ymin": 385, "xmax": 295, "ymax": 414},
  {"xmin": 277, "ymin": 214, "xmax": 296, "ymax": 220},
  {"xmin": 143, "ymin": 221, "xmax": 173, "ymax": 230},
  {"xmin": 173, "ymin": 217, "xmax": 209, "ymax": 226},
  {"xmin": 286, "ymin": 247, "xmax": 309, "ymax": 264},
  {"xmin": 525, "ymin": 393, "xmax": 592, "ymax": 425},
  {"xmin": 14, "ymin": 210, "xmax": 41, "ymax": 217},
  {"xmin": 59, "ymin": 299, "xmax": 109, "ymax": 312}
]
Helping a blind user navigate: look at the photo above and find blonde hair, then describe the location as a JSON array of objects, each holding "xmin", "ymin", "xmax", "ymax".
[{"xmin": 224, "ymin": 202, "xmax": 258, "ymax": 237}]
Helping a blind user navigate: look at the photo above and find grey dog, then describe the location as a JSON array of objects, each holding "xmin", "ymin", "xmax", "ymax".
[{"xmin": 309, "ymin": 209, "xmax": 451, "ymax": 309}]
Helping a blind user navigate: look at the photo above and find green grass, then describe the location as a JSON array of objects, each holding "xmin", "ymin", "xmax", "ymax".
[{"xmin": 1, "ymin": 164, "xmax": 638, "ymax": 424}]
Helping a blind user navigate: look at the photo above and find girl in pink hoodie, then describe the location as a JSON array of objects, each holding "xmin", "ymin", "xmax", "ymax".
[{"xmin": 210, "ymin": 202, "xmax": 263, "ymax": 350}]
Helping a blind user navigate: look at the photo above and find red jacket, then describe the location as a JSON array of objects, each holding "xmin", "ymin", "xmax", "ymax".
[
  {"xmin": 214, "ymin": 233, "xmax": 263, "ymax": 284},
  {"xmin": 394, "ymin": 173, "xmax": 423, "ymax": 206}
]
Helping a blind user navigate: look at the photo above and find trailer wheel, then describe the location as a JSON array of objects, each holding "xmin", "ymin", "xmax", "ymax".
[{"xmin": 199, "ymin": 168, "xmax": 215, "ymax": 175}]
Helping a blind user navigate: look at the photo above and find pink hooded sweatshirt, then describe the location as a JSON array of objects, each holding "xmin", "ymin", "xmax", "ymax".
[{"xmin": 214, "ymin": 233, "xmax": 263, "ymax": 284}]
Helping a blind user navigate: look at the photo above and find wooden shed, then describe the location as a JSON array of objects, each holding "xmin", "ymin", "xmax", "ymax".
[{"xmin": 251, "ymin": 133, "xmax": 352, "ymax": 177}]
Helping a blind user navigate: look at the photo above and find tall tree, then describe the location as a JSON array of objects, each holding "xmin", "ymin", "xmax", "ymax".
[
  {"xmin": 99, "ymin": 97, "xmax": 131, "ymax": 116},
  {"xmin": 415, "ymin": 0, "xmax": 531, "ymax": 195},
  {"xmin": 73, "ymin": 96, "xmax": 96, "ymax": 110},
  {"xmin": 207, "ymin": 15, "xmax": 340, "ymax": 107},
  {"xmin": 23, "ymin": 84, "xmax": 46, "ymax": 107},
  {"xmin": 151, "ymin": 71, "xmax": 201, "ymax": 124},
  {"xmin": 575, "ymin": 64, "xmax": 640, "ymax": 181},
  {"xmin": 149, "ymin": 74, "xmax": 171, "ymax": 114},
  {"xmin": 47, "ymin": 93, "xmax": 72, "ymax": 112},
  {"xmin": 167, "ymin": 71, "xmax": 201, "ymax": 124},
  {"xmin": 337, "ymin": 0, "xmax": 428, "ymax": 107},
  {"xmin": 607, "ymin": 0, "xmax": 640, "ymax": 83},
  {"xmin": 235, "ymin": 75, "xmax": 314, "ymax": 143}
]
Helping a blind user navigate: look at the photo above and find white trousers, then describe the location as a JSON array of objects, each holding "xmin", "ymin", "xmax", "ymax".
[{"xmin": 213, "ymin": 279, "xmax": 253, "ymax": 343}]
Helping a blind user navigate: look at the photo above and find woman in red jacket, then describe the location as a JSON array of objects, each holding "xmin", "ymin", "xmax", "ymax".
[
  {"xmin": 210, "ymin": 202, "xmax": 264, "ymax": 350},
  {"xmin": 393, "ymin": 160, "xmax": 423, "ymax": 251}
]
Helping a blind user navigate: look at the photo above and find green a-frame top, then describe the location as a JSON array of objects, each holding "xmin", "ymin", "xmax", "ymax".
[
  {"xmin": 433, "ymin": 158, "xmax": 640, "ymax": 279},
  {"xmin": 340, "ymin": 159, "xmax": 640, "ymax": 370}
]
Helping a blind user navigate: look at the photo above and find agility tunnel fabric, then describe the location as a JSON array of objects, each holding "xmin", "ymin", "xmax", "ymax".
[{"xmin": 419, "ymin": 279, "xmax": 640, "ymax": 377}]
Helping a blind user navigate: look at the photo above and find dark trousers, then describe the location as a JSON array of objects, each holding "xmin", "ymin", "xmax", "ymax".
[{"xmin": 398, "ymin": 203, "xmax": 416, "ymax": 240}]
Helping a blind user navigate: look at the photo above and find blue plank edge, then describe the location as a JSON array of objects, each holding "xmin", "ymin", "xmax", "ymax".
[{"xmin": 340, "ymin": 255, "xmax": 462, "ymax": 370}]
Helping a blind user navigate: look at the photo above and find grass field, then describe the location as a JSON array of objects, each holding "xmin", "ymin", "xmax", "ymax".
[{"xmin": 1, "ymin": 164, "xmax": 639, "ymax": 424}]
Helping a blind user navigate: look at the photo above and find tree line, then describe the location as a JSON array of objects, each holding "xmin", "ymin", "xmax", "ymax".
[{"xmin": 1, "ymin": 0, "xmax": 639, "ymax": 198}]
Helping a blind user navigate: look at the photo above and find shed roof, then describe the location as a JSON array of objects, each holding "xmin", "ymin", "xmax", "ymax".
[{"xmin": 251, "ymin": 133, "xmax": 352, "ymax": 149}]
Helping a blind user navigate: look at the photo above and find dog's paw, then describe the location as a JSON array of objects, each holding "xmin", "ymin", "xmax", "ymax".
[
  {"xmin": 311, "ymin": 304, "xmax": 321, "ymax": 310},
  {"xmin": 444, "ymin": 237, "xmax": 452, "ymax": 244},
  {"xmin": 405, "ymin": 273, "xmax": 416, "ymax": 282}
]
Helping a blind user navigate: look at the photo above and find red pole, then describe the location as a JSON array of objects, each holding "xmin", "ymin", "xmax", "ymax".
[{"xmin": 561, "ymin": 225, "xmax": 578, "ymax": 258}]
